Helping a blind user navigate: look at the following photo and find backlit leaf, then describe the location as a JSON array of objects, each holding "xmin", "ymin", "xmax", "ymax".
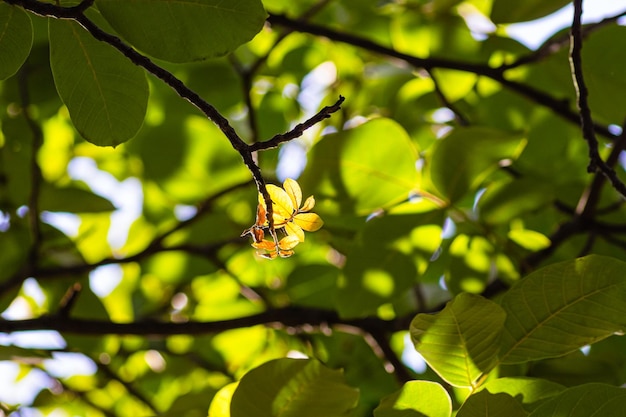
[
  {"xmin": 264, "ymin": 184, "xmax": 295, "ymax": 223},
  {"xmin": 482, "ymin": 377, "xmax": 565, "ymax": 412},
  {"xmin": 293, "ymin": 213, "xmax": 323, "ymax": 232},
  {"xmin": 283, "ymin": 178, "xmax": 302, "ymax": 210},
  {"xmin": 373, "ymin": 381, "xmax": 452, "ymax": 417},
  {"xmin": 410, "ymin": 293, "xmax": 506, "ymax": 388},
  {"xmin": 499, "ymin": 255, "xmax": 626, "ymax": 364},
  {"xmin": 48, "ymin": 19, "xmax": 148, "ymax": 147},
  {"xmin": 96, "ymin": 0, "xmax": 267, "ymax": 63}
]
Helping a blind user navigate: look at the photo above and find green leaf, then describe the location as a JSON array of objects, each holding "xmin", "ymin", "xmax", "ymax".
[
  {"xmin": 499, "ymin": 255, "xmax": 626, "ymax": 364},
  {"xmin": 40, "ymin": 184, "xmax": 116, "ymax": 213},
  {"xmin": 96, "ymin": 0, "xmax": 267, "ymax": 63},
  {"xmin": 0, "ymin": 224, "xmax": 29, "ymax": 286},
  {"xmin": 429, "ymin": 127, "xmax": 526, "ymax": 203},
  {"xmin": 482, "ymin": 377, "xmax": 565, "ymax": 412},
  {"xmin": 373, "ymin": 381, "xmax": 452, "ymax": 417},
  {"xmin": 582, "ymin": 26, "xmax": 626, "ymax": 124},
  {"xmin": 491, "ymin": 0, "xmax": 571, "ymax": 24},
  {"xmin": 478, "ymin": 178, "xmax": 554, "ymax": 224},
  {"xmin": 457, "ymin": 390, "xmax": 528, "ymax": 417},
  {"xmin": 0, "ymin": 3, "xmax": 33, "ymax": 80},
  {"xmin": 303, "ymin": 118, "xmax": 419, "ymax": 215},
  {"xmin": 338, "ymin": 248, "xmax": 416, "ymax": 318},
  {"xmin": 528, "ymin": 383, "xmax": 626, "ymax": 417},
  {"xmin": 410, "ymin": 293, "xmax": 506, "ymax": 388},
  {"xmin": 285, "ymin": 264, "xmax": 340, "ymax": 309},
  {"xmin": 507, "ymin": 229, "xmax": 551, "ymax": 251},
  {"xmin": 230, "ymin": 358, "xmax": 359, "ymax": 417},
  {"xmin": 48, "ymin": 19, "xmax": 148, "ymax": 147}
]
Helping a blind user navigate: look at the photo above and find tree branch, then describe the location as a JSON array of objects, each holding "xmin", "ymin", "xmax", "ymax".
[
  {"xmin": 0, "ymin": 306, "xmax": 405, "ymax": 336},
  {"xmin": 570, "ymin": 0, "xmax": 626, "ymax": 197},
  {"xmin": 267, "ymin": 12, "xmax": 617, "ymax": 140}
]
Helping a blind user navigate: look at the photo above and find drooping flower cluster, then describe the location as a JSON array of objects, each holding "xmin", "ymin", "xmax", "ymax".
[{"xmin": 241, "ymin": 178, "xmax": 323, "ymax": 259}]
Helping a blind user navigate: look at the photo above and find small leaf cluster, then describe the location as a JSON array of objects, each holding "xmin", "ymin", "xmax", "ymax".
[{"xmin": 242, "ymin": 178, "xmax": 323, "ymax": 258}]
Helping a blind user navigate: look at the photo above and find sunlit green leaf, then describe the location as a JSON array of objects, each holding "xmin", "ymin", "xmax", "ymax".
[
  {"xmin": 499, "ymin": 255, "xmax": 626, "ymax": 364},
  {"xmin": 373, "ymin": 380, "xmax": 452, "ymax": 417},
  {"xmin": 410, "ymin": 293, "xmax": 506, "ymax": 388},
  {"xmin": 507, "ymin": 229, "xmax": 551, "ymax": 251},
  {"xmin": 48, "ymin": 19, "xmax": 148, "ymax": 146},
  {"xmin": 209, "ymin": 382, "xmax": 239, "ymax": 417},
  {"xmin": 482, "ymin": 378, "xmax": 565, "ymax": 412},
  {"xmin": 96, "ymin": 0, "xmax": 267, "ymax": 63},
  {"xmin": 230, "ymin": 358, "xmax": 359, "ymax": 417},
  {"xmin": 0, "ymin": 3, "xmax": 32, "ymax": 80}
]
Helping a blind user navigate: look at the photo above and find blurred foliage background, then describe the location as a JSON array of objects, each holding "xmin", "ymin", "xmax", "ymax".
[{"xmin": 2, "ymin": 0, "xmax": 626, "ymax": 415}]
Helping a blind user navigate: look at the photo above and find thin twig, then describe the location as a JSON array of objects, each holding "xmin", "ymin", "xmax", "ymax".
[
  {"xmin": 427, "ymin": 69, "xmax": 470, "ymax": 126},
  {"xmin": 250, "ymin": 96, "xmax": 345, "ymax": 151},
  {"xmin": 576, "ymin": 118, "xmax": 626, "ymax": 217},
  {"xmin": 501, "ymin": 8, "xmax": 626, "ymax": 70}
]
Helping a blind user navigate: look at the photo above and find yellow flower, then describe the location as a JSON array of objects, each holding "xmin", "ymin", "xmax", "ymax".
[
  {"xmin": 259, "ymin": 178, "xmax": 324, "ymax": 242},
  {"xmin": 252, "ymin": 235, "xmax": 300, "ymax": 259},
  {"xmin": 242, "ymin": 178, "xmax": 323, "ymax": 259}
]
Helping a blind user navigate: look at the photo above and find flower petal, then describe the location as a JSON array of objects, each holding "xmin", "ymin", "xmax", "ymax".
[
  {"xmin": 283, "ymin": 178, "xmax": 302, "ymax": 210},
  {"xmin": 285, "ymin": 221, "xmax": 305, "ymax": 242},
  {"xmin": 294, "ymin": 213, "xmax": 324, "ymax": 232},
  {"xmin": 266, "ymin": 184, "xmax": 294, "ymax": 222},
  {"xmin": 255, "ymin": 203, "xmax": 267, "ymax": 227},
  {"xmin": 278, "ymin": 235, "xmax": 300, "ymax": 250},
  {"xmin": 278, "ymin": 249, "xmax": 294, "ymax": 258},
  {"xmin": 259, "ymin": 251, "xmax": 278, "ymax": 259},
  {"xmin": 300, "ymin": 195, "xmax": 315, "ymax": 212},
  {"xmin": 252, "ymin": 240, "xmax": 276, "ymax": 250}
]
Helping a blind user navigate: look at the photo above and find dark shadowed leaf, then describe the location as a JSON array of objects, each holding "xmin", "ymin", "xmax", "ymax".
[
  {"xmin": 529, "ymin": 383, "xmax": 626, "ymax": 417},
  {"xmin": 429, "ymin": 127, "xmax": 526, "ymax": 203},
  {"xmin": 230, "ymin": 358, "xmax": 359, "ymax": 417},
  {"xmin": 491, "ymin": 0, "xmax": 571, "ymax": 24},
  {"xmin": 457, "ymin": 390, "xmax": 527, "ymax": 417},
  {"xmin": 0, "ymin": 3, "xmax": 32, "ymax": 80}
]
